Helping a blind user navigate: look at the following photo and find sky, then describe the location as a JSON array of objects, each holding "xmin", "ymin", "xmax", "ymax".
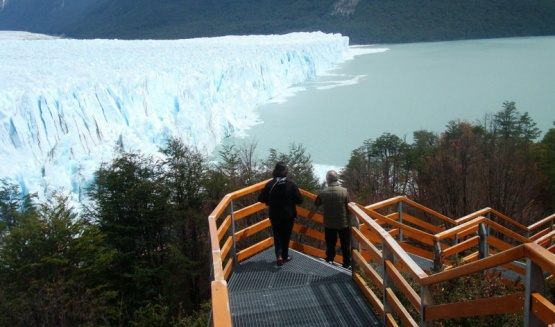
[{"xmin": 0, "ymin": 30, "xmax": 377, "ymax": 207}]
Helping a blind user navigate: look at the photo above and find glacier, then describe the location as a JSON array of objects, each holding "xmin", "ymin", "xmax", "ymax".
[{"xmin": 0, "ymin": 31, "xmax": 358, "ymax": 204}]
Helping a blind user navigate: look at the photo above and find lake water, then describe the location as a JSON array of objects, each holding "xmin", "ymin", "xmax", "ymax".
[{"xmin": 215, "ymin": 36, "xmax": 555, "ymax": 173}]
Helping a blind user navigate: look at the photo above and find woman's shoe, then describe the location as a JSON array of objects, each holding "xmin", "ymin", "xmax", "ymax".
[{"xmin": 277, "ymin": 257, "xmax": 283, "ymax": 266}]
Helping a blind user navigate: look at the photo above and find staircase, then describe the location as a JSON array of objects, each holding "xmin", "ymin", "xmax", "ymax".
[{"xmin": 208, "ymin": 180, "xmax": 555, "ymax": 326}]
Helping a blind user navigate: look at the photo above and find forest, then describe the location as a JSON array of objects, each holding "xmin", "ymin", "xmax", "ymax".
[
  {"xmin": 67, "ymin": 0, "xmax": 555, "ymax": 44},
  {"xmin": 1, "ymin": 0, "xmax": 555, "ymax": 44},
  {"xmin": 0, "ymin": 101, "xmax": 554, "ymax": 326}
]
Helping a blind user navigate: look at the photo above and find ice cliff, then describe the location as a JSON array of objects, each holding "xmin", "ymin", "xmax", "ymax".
[{"xmin": 0, "ymin": 31, "xmax": 350, "ymax": 202}]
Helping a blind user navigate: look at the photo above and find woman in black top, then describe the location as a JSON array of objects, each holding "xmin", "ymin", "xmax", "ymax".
[{"xmin": 258, "ymin": 162, "xmax": 303, "ymax": 266}]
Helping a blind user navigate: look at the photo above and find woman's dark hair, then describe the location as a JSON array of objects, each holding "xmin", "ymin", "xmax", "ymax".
[{"xmin": 272, "ymin": 161, "xmax": 288, "ymax": 178}]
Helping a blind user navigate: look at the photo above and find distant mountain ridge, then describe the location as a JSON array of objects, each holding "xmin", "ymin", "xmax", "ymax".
[
  {"xmin": 0, "ymin": 0, "xmax": 99, "ymax": 32},
  {"xmin": 1, "ymin": 0, "xmax": 555, "ymax": 44}
]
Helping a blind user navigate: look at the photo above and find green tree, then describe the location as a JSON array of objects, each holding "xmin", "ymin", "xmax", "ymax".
[
  {"xmin": 159, "ymin": 137, "xmax": 211, "ymax": 312},
  {"xmin": 0, "ymin": 190, "xmax": 116, "ymax": 327},
  {"xmin": 406, "ymin": 130, "xmax": 438, "ymax": 201},
  {"xmin": 340, "ymin": 133, "xmax": 412, "ymax": 204},
  {"xmin": 261, "ymin": 142, "xmax": 320, "ymax": 192},
  {"xmin": 85, "ymin": 139, "xmax": 214, "ymax": 323},
  {"xmin": 340, "ymin": 145, "xmax": 375, "ymax": 204},
  {"xmin": 483, "ymin": 102, "xmax": 544, "ymax": 223},
  {"xmin": 492, "ymin": 101, "xmax": 541, "ymax": 141},
  {"xmin": 84, "ymin": 150, "xmax": 173, "ymax": 317},
  {"xmin": 537, "ymin": 123, "xmax": 555, "ymax": 215},
  {"xmin": 0, "ymin": 179, "xmax": 37, "ymax": 241},
  {"xmin": 418, "ymin": 120, "xmax": 484, "ymax": 217},
  {"xmin": 214, "ymin": 141, "xmax": 265, "ymax": 191}
]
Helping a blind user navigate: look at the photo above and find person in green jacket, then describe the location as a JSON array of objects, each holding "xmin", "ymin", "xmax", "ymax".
[{"xmin": 314, "ymin": 170, "xmax": 352, "ymax": 269}]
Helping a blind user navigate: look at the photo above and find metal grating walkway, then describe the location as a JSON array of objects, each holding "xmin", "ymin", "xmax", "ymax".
[{"xmin": 228, "ymin": 248, "xmax": 383, "ymax": 327}]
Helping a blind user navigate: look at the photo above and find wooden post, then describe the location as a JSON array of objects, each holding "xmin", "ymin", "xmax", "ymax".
[
  {"xmin": 478, "ymin": 223, "xmax": 488, "ymax": 259},
  {"xmin": 433, "ymin": 240, "xmax": 443, "ymax": 272},
  {"xmin": 550, "ymin": 220, "xmax": 554, "ymax": 246},
  {"xmin": 397, "ymin": 201, "xmax": 404, "ymax": 243},
  {"xmin": 524, "ymin": 258, "xmax": 546, "ymax": 327},
  {"xmin": 420, "ymin": 286, "xmax": 434, "ymax": 327}
]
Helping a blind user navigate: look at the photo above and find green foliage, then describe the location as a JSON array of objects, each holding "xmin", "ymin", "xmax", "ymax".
[
  {"xmin": 262, "ymin": 143, "xmax": 320, "ymax": 192},
  {"xmin": 0, "ymin": 138, "xmax": 219, "ymax": 327},
  {"xmin": 2, "ymin": 106, "xmax": 551, "ymax": 327},
  {"xmin": 129, "ymin": 296, "xmax": 210, "ymax": 327},
  {"xmin": 80, "ymin": 138, "xmax": 319, "ymax": 324},
  {"xmin": 0, "ymin": 188, "xmax": 117, "ymax": 327},
  {"xmin": 47, "ymin": 0, "xmax": 555, "ymax": 44},
  {"xmin": 84, "ymin": 138, "xmax": 214, "ymax": 320},
  {"xmin": 130, "ymin": 295, "xmax": 170, "ymax": 327},
  {"xmin": 340, "ymin": 133, "xmax": 414, "ymax": 203},
  {"xmin": 421, "ymin": 120, "xmax": 486, "ymax": 217},
  {"xmin": 537, "ymin": 124, "xmax": 555, "ymax": 214},
  {"xmin": 5, "ymin": 0, "xmax": 554, "ymax": 43},
  {"xmin": 130, "ymin": 297, "xmax": 210, "ymax": 327},
  {"xmin": 342, "ymin": 102, "xmax": 549, "ymax": 223},
  {"xmin": 158, "ymin": 138, "xmax": 212, "ymax": 313},
  {"xmin": 215, "ymin": 141, "xmax": 265, "ymax": 190},
  {"xmin": 85, "ymin": 149, "xmax": 174, "ymax": 313},
  {"xmin": 0, "ymin": 179, "xmax": 37, "ymax": 240},
  {"xmin": 430, "ymin": 269, "xmax": 523, "ymax": 326},
  {"xmin": 493, "ymin": 101, "xmax": 541, "ymax": 142},
  {"xmin": 173, "ymin": 301, "xmax": 211, "ymax": 327}
]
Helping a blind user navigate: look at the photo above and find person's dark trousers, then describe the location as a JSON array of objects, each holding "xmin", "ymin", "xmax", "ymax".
[
  {"xmin": 271, "ymin": 218, "xmax": 295, "ymax": 259},
  {"xmin": 325, "ymin": 227, "xmax": 351, "ymax": 266}
]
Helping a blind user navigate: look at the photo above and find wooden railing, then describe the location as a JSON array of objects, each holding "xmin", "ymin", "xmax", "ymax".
[{"xmin": 207, "ymin": 182, "xmax": 555, "ymax": 327}]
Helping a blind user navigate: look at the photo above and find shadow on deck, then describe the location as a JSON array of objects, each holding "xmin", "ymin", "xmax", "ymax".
[{"xmin": 228, "ymin": 248, "xmax": 383, "ymax": 327}]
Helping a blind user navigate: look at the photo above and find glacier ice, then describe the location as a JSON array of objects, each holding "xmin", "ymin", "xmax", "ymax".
[{"xmin": 0, "ymin": 31, "xmax": 351, "ymax": 204}]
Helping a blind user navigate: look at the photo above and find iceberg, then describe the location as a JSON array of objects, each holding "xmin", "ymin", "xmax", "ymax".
[{"xmin": 0, "ymin": 31, "xmax": 351, "ymax": 203}]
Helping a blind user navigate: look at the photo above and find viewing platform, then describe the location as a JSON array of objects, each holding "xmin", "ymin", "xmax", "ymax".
[{"xmin": 208, "ymin": 180, "xmax": 555, "ymax": 327}]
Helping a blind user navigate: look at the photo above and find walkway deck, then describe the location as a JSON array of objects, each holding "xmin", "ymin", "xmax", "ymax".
[{"xmin": 227, "ymin": 248, "xmax": 383, "ymax": 327}]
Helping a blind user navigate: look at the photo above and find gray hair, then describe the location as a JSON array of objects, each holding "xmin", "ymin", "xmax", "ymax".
[{"xmin": 326, "ymin": 170, "xmax": 338, "ymax": 183}]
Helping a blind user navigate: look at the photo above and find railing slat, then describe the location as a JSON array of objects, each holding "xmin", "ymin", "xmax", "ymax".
[
  {"xmin": 217, "ymin": 215, "xmax": 232, "ymax": 242},
  {"xmin": 353, "ymin": 249, "xmax": 383, "ymax": 288},
  {"xmin": 236, "ymin": 237, "xmax": 273, "ymax": 262},
  {"xmin": 442, "ymin": 235, "xmax": 479, "ymax": 258},
  {"xmin": 234, "ymin": 218, "xmax": 271, "ymax": 242},
  {"xmin": 233, "ymin": 202, "xmax": 267, "ymax": 220},
  {"xmin": 422, "ymin": 245, "xmax": 525, "ymax": 286},
  {"xmin": 384, "ymin": 260, "xmax": 421, "ymax": 312},
  {"xmin": 531, "ymin": 293, "xmax": 555, "ymax": 325},
  {"xmin": 385, "ymin": 288, "xmax": 418, "ymax": 327},
  {"xmin": 425, "ymin": 292, "xmax": 524, "ymax": 320},
  {"xmin": 353, "ymin": 272, "xmax": 384, "ymax": 316}
]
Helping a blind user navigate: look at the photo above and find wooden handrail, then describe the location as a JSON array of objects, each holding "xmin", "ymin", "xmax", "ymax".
[
  {"xmin": 435, "ymin": 216, "xmax": 485, "ymax": 241},
  {"xmin": 529, "ymin": 213, "xmax": 555, "ymax": 232},
  {"xmin": 366, "ymin": 196, "xmax": 456, "ymax": 226},
  {"xmin": 456, "ymin": 208, "xmax": 492, "ymax": 225},
  {"xmin": 229, "ymin": 180, "xmax": 268, "ymax": 199},
  {"xmin": 207, "ymin": 194, "xmax": 233, "ymax": 326}
]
